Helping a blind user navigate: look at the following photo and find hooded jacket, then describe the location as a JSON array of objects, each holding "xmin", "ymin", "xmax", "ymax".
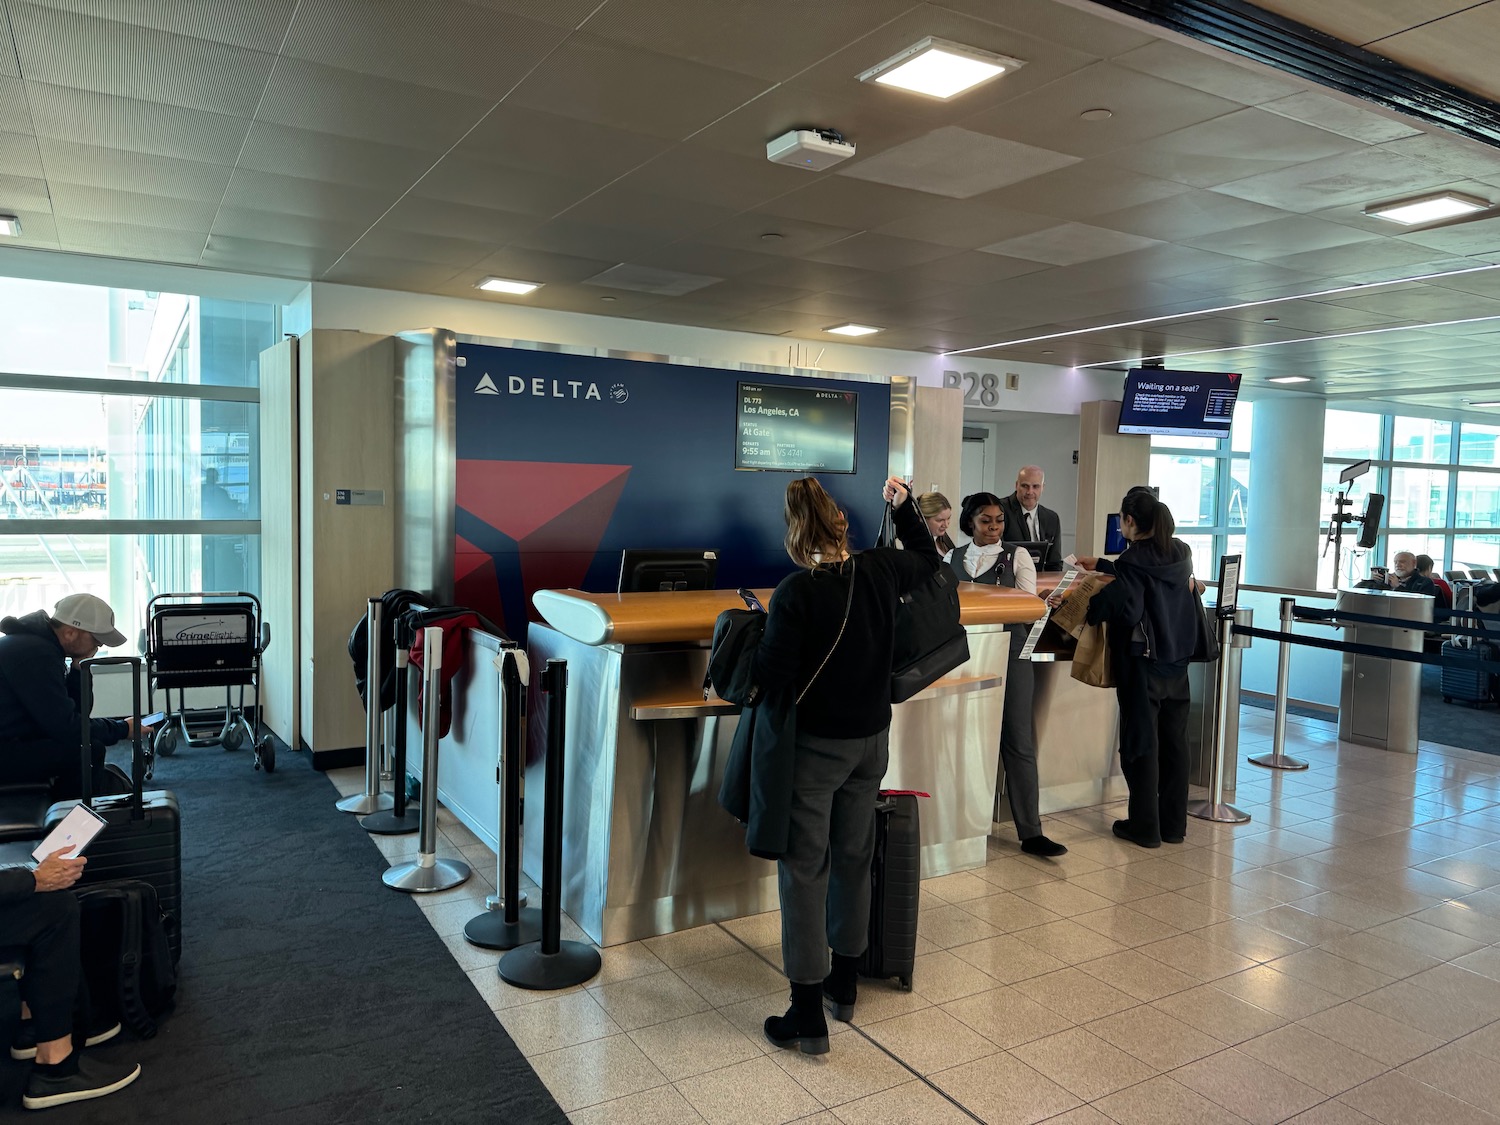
[
  {"xmin": 1086, "ymin": 539, "xmax": 1201, "ymax": 670},
  {"xmin": 0, "ymin": 610, "xmax": 128, "ymax": 749}
]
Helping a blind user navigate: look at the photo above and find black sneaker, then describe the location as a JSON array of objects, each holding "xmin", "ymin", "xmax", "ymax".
[
  {"xmin": 23, "ymin": 1055, "xmax": 141, "ymax": 1110},
  {"xmin": 1020, "ymin": 835, "xmax": 1069, "ymax": 858},
  {"xmin": 10, "ymin": 1021, "xmax": 122, "ymax": 1061}
]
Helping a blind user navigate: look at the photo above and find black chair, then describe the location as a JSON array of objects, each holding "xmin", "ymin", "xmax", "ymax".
[{"xmin": 0, "ymin": 785, "xmax": 50, "ymax": 845}]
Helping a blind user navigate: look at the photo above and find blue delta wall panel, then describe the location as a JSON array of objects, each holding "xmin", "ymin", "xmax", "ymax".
[{"xmin": 452, "ymin": 343, "xmax": 892, "ymax": 639}]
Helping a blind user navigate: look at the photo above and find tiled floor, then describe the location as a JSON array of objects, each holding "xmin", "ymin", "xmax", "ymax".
[{"xmin": 331, "ymin": 708, "xmax": 1500, "ymax": 1125}]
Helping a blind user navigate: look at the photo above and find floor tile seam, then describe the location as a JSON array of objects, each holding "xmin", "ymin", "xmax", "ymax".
[{"xmin": 1342, "ymin": 1052, "xmax": 1500, "ymax": 1123}]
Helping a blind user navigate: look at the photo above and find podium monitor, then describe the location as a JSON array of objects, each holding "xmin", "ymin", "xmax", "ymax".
[{"xmin": 618, "ymin": 549, "xmax": 719, "ymax": 593}]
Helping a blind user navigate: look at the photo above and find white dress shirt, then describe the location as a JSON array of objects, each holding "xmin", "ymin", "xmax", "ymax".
[{"xmin": 963, "ymin": 541, "xmax": 1037, "ymax": 594}]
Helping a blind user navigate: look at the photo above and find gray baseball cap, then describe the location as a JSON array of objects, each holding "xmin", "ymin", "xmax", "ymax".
[{"xmin": 53, "ymin": 592, "xmax": 127, "ymax": 647}]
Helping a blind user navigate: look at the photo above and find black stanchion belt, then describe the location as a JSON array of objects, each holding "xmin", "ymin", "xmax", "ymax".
[
  {"xmin": 1233, "ymin": 624, "xmax": 1500, "ymax": 673},
  {"xmin": 1291, "ymin": 605, "xmax": 1497, "ymax": 643}
]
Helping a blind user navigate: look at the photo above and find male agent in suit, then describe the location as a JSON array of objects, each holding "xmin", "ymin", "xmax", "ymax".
[{"xmin": 1000, "ymin": 465, "xmax": 1064, "ymax": 572}]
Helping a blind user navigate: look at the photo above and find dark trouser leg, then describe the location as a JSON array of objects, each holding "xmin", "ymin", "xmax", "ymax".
[
  {"xmin": 1115, "ymin": 673, "xmax": 1163, "ymax": 840},
  {"xmin": 1153, "ymin": 671, "xmax": 1192, "ymax": 840},
  {"xmin": 999, "ymin": 632, "xmax": 1042, "ymax": 841},
  {"xmin": 824, "ymin": 731, "xmax": 887, "ymax": 960},
  {"xmin": 2, "ymin": 891, "xmax": 81, "ymax": 1044},
  {"xmin": 779, "ymin": 730, "xmax": 887, "ymax": 984}
]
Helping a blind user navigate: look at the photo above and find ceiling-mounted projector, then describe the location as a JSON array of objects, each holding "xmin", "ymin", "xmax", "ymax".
[{"xmin": 767, "ymin": 128, "xmax": 855, "ymax": 171}]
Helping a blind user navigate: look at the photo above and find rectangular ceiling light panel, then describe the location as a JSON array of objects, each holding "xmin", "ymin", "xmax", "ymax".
[
  {"xmin": 1365, "ymin": 190, "xmax": 1489, "ymax": 225},
  {"xmin": 858, "ymin": 37, "xmax": 1024, "ymax": 100},
  {"xmin": 0, "ymin": 215, "xmax": 20, "ymax": 236},
  {"xmin": 478, "ymin": 276, "xmax": 541, "ymax": 294}
]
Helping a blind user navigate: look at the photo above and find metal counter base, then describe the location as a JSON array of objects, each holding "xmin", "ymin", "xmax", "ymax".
[{"xmin": 522, "ymin": 623, "xmax": 1010, "ymax": 947}]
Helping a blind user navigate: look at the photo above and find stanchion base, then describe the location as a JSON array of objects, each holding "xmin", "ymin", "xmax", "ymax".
[
  {"xmin": 359, "ymin": 807, "xmax": 421, "ymax": 835},
  {"xmin": 498, "ymin": 940, "xmax": 601, "ymax": 990},
  {"xmin": 336, "ymin": 792, "xmax": 392, "ymax": 815},
  {"xmin": 1187, "ymin": 799, "xmax": 1251, "ymax": 825},
  {"xmin": 1247, "ymin": 752, "xmax": 1309, "ymax": 771},
  {"xmin": 486, "ymin": 890, "xmax": 528, "ymax": 911},
  {"xmin": 464, "ymin": 907, "xmax": 543, "ymax": 950},
  {"xmin": 382, "ymin": 857, "xmax": 471, "ymax": 893}
]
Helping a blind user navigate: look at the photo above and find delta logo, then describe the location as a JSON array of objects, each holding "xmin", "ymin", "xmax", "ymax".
[{"xmin": 473, "ymin": 373, "xmax": 622, "ymax": 402}]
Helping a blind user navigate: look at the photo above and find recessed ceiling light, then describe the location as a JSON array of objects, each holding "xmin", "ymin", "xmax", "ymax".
[
  {"xmin": 1263, "ymin": 317, "xmax": 1280, "ymax": 323},
  {"xmin": 1467, "ymin": 400, "xmax": 1500, "ymax": 407},
  {"xmin": 1365, "ymin": 190, "xmax": 1490, "ymax": 225},
  {"xmin": 476, "ymin": 276, "xmax": 541, "ymax": 295},
  {"xmin": 1079, "ymin": 108, "xmax": 1112, "ymax": 121},
  {"xmin": 760, "ymin": 232, "xmax": 784, "ymax": 242},
  {"xmin": 858, "ymin": 37, "xmax": 1024, "ymax": 100},
  {"xmin": 600, "ymin": 296, "xmax": 617, "ymax": 302},
  {"xmin": 826, "ymin": 323, "xmax": 881, "ymax": 337},
  {"xmin": 0, "ymin": 215, "xmax": 21, "ymax": 237},
  {"xmin": 1268, "ymin": 375, "xmax": 1312, "ymax": 384}
]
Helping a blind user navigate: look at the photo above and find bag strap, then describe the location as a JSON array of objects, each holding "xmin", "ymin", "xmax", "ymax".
[{"xmin": 798, "ymin": 556, "xmax": 856, "ymax": 705}]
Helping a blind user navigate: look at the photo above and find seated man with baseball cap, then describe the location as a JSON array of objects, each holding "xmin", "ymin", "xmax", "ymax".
[{"xmin": 0, "ymin": 593, "xmax": 139, "ymax": 801}]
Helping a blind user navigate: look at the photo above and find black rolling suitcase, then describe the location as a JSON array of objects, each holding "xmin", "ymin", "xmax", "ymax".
[
  {"xmin": 859, "ymin": 792, "xmax": 922, "ymax": 991},
  {"xmin": 1440, "ymin": 638, "xmax": 1495, "ymax": 707},
  {"xmin": 44, "ymin": 656, "xmax": 183, "ymax": 963}
]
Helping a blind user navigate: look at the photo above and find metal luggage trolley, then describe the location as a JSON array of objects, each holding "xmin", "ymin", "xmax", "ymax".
[{"xmin": 144, "ymin": 591, "xmax": 274, "ymax": 774}]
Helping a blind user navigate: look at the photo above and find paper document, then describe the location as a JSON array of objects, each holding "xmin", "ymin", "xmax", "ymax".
[{"xmin": 1020, "ymin": 568, "xmax": 1080, "ymax": 660}]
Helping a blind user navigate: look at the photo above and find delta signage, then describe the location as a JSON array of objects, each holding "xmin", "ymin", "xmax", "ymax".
[{"xmin": 473, "ymin": 372, "xmax": 627, "ymax": 402}]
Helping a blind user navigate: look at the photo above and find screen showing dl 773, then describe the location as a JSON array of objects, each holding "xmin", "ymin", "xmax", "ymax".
[
  {"xmin": 736, "ymin": 383, "xmax": 858, "ymax": 474},
  {"xmin": 1118, "ymin": 369, "xmax": 1241, "ymax": 440}
]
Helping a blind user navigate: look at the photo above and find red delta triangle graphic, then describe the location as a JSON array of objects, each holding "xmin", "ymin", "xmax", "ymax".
[
  {"xmin": 1227, "ymin": 373, "xmax": 1240, "ymax": 383},
  {"xmin": 454, "ymin": 533, "xmax": 501, "ymax": 627}
]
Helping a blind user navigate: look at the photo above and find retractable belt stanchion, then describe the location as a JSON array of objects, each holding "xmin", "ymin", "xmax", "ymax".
[
  {"xmin": 499, "ymin": 660, "xmax": 600, "ymax": 989},
  {"xmin": 1189, "ymin": 609, "xmax": 1252, "ymax": 825},
  {"xmin": 361, "ymin": 612, "xmax": 421, "ymax": 835},
  {"xmin": 338, "ymin": 597, "xmax": 394, "ymax": 815},
  {"xmin": 1248, "ymin": 597, "xmax": 1309, "ymax": 772},
  {"xmin": 383, "ymin": 626, "xmax": 471, "ymax": 893},
  {"xmin": 465, "ymin": 647, "xmax": 541, "ymax": 949}
]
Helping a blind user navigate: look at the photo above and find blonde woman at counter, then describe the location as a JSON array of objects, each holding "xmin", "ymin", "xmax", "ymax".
[
  {"xmin": 751, "ymin": 475, "xmax": 938, "ymax": 1056},
  {"xmin": 916, "ymin": 490, "xmax": 955, "ymax": 558},
  {"xmin": 947, "ymin": 492, "xmax": 1068, "ymax": 859}
]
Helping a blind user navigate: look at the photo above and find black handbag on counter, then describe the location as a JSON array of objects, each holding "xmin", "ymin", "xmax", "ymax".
[{"xmin": 876, "ymin": 504, "xmax": 970, "ymax": 703}]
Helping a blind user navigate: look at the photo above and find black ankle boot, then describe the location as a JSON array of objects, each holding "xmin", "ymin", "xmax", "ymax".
[
  {"xmin": 764, "ymin": 982, "xmax": 829, "ymax": 1054},
  {"xmin": 823, "ymin": 953, "xmax": 859, "ymax": 1022}
]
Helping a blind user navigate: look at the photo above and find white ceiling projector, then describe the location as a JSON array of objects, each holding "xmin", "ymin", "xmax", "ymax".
[{"xmin": 766, "ymin": 129, "xmax": 856, "ymax": 171}]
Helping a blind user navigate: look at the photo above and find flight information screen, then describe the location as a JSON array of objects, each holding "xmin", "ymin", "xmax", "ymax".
[{"xmin": 736, "ymin": 383, "xmax": 859, "ymax": 474}]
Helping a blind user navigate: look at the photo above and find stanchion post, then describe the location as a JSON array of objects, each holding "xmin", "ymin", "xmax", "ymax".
[
  {"xmin": 465, "ymin": 647, "xmax": 541, "ymax": 949},
  {"xmin": 338, "ymin": 597, "xmax": 393, "ymax": 815},
  {"xmin": 1189, "ymin": 614, "xmax": 1252, "ymax": 825},
  {"xmin": 383, "ymin": 626, "xmax": 471, "ymax": 893},
  {"xmin": 361, "ymin": 612, "xmax": 421, "ymax": 835},
  {"xmin": 499, "ymin": 659, "xmax": 600, "ymax": 989},
  {"xmin": 1249, "ymin": 597, "xmax": 1309, "ymax": 772}
]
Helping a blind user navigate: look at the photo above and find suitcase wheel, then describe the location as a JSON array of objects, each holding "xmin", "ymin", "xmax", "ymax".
[
  {"xmin": 898, "ymin": 975, "xmax": 912, "ymax": 992},
  {"xmin": 256, "ymin": 737, "xmax": 275, "ymax": 774}
]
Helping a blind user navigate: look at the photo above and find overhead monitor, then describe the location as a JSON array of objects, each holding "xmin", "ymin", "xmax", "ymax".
[
  {"xmin": 1356, "ymin": 493, "xmax": 1384, "ymax": 550},
  {"xmin": 1117, "ymin": 369, "xmax": 1241, "ymax": 440},
  {"xmin": 736, "ymin": 382, "xmax": 858, "ymax": 474},
  {"xmin": 1339, "ymin": 459, "xmax": 1371, "ymax": 484},
  {"xmin": 618, "ymin": 549, "xmax": 719, "ymax": 593}
]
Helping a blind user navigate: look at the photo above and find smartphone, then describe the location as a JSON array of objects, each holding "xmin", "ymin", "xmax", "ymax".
[
  {"xmin": 1370, "ymin": 567, "xmax": 1389, "ymax": 582},
  {"xmin": 737, "ymin": 588, "xmax": 765, "ymax": 613},
  {"xmin": 141, "ymin": 711, "xmax": 167, "ymax": 727}
]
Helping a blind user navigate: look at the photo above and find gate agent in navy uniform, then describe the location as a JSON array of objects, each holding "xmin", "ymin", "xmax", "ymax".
[{"xmin": 947, "ymin": 492, "xmax": 1067, "ymax": 858}]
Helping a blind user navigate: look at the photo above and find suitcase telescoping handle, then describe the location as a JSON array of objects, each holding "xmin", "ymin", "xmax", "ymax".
[{"xmin": 77, "ymin": 656, "xmax": 145, "ymax": 817}]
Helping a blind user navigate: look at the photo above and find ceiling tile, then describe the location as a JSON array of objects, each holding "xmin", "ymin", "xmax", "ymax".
[
  {"xmin": 10, "ymin": 4, "xmax": 276, "ymax": 116},
  {"xmin": 1112, "ymin": 39, "xmax": 1307, "ymax": 105},
  {"xmin": 735, "ymin": 257, "xmax": 879, "ymax": 292},
  {"xmin": 319, "ymin": 253, "xmax": 463, "ymax": 289},
  {"xmin": 699, "ymin": 212, "xmax": 859, "ymax": 257},
  {"xmin": 977, "ymin": 161, "xmax": 1190, "ymax": 220},
  {"xmin": 348, "ymin": 227, "xmax": 493, "ymax": 268},
  {"xmin": 873, "ymin": 200, "xmax": 1057, "ymax": 249},
  {"xmin": 459, "ymin": 105, "xmax": 674, "ymax": 181},
  {"xmin": 616, "ymin": 144, "xmax": 815, "ymax": 212},
  {"xmin": 802, "ymin": 232, "xmax": 959, "ymax": 269},
  {"xmin": 1395, "ymin": 219, "xmax": 1500, "ymax": 257},
  {"xmin": 256, "ymin": 56, "xmax": 493, "ymax": 151},
  {"xmin": 200, "ymin": 234, "xmax": 341, "ymax": 277},
  {"xmin": 979, "ymin": 222, "xmax": 1162, "ymax": 265},
  {"xmin": 688, "ymin": 81, "xmax": 930, "ymax": 165},
  {"xmin": 0, "ymin": 208, "xmax": 57, "ymax": 246},
  {"xmin": 828, "ymin": 269, "xmax": 973, "ymax": 303},
  {"xmin": 53, "ymin": 215, "xmax": 206, "ymax": 262},
  {"xmin": 0, "ymin": 171, "xmax": 50, "ymax": 212},
  {"xmin": 507, "ymin": 33, "xmax": 771, "ymax": 142},
  {"xmin": 1374, "ymin": 132, "xmax": 1500, "ymax": 184},
  {"xmin": 1219, "ymin": 299, "xmax": 1413, "ymax": 334},
  {"xmin": 507, "ymin": 284, "xmax": 667, "ymax": 317},
  {"xmin": 754, "ymin": 177, "xmax": 932, "ymax": 230},
  {"xmin": 561, "ymin": 186, "xmax": 738, "ymax": 238},
  {"xmin": 1093, "ymin": 190, "xmax": 1286, "ymax": 240},
  {"xmin": 282, "ymin": 0, "xmax": 567, "ymax": 99},
  {"xmin": 26, "ymin": 83, "xmax": 249, "ymax": 164},
  {"xmin": 466, "ymin": 246, "xmax": 618, "ymax": 285},
  {"xmin": 1180, "ymin": 215, "xmax": 1378, "ymax": 261},
  {"xmin": 1266, "ymin": 238, "xmax": 1474, "ymax": 279},
  {"xmin": 0, "ymin": 130, "xmax": 43, "ymax": 178},
  {"xmin": 839, "ymin": 126, "xmax": 1079, "ymax": 199},
  {"xmin": 630, "ymin": 241, "xmax": 788, "ymax": 280},
  {"xmin": 1361, "ymin": 3, "xmax": 1500, "ymax": 102},
  {"xmin": 727, "ymin": 307, "xmax": 853, "ymax": 337},
  {"xmin": 209, "ymin": 205, "xmax": 367, "ymax": 250},
  {"xmin": 940, "ymin": 0, "xmax": 1158, "ymax": 56},
  {"xmin": 410, "ymin": 155, "xmax": 600, "ymax": 218},
  {"xmin": 237, "ymin": 121, "xmax": 435, "ymax": 192},
  {"xmin": 0, "ymin": 74, "xmax": 32, "ymax": 132},
  {"xmin": 1212, "ymin": 148, "xmax": 1460, "ymax": 212},
  {"xmin": 510, "ymin": 218, "xmax": 667, "ymax": 262},
  {"xmin": 48, "ymin": 182, "xmax": 220, "ymax": 229},
  {"xmin": 219, "ymin": 168, "xmax": 398, "ymax": 225},
  {"xmin": 0, "ymin": 4, "xmax": 17, "ymax": 78},
  {"xmin": 688, "ymin": 278, "xmax": 815, "ymax": 311},
  {"xmin": 377, "ymin": 196, "xmax": 539, "ymax": 244},
  {"xmin": 582, "ymin": 0, "xmax": 918, "ymax": 82},
  {"xmin": 27, "ymin": 0, "xmax": 297, "ymax": 51},
  {"xmin": 465, "ymin": 0, "xmax": 608, "ymax": 29},
  {"xmin": 1258, "ymin": 90, "xmax": 1422, "ymax": 144},
  {"xmin": 904, "ymin": 250, "xmax": 1049, "ymax": 286},
  {"xmin": 36, "ymin": 137, "xmax": 231, "ymax": 199},
  {"xmin": 1106, "ymin": 106, "xmax": 1362, "ymax": 189},
  {"xmin": 768, "ymin": 290, "xmax": 906, "ymax": 322},
  {"xmin": 962, "ymin": 61, "xmax": 1243, "ymax": 158}
]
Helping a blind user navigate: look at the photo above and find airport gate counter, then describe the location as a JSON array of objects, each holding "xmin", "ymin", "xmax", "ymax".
[{"xmin": 524, "ymin": 583, "xmax": 1043, "ymax": 947}]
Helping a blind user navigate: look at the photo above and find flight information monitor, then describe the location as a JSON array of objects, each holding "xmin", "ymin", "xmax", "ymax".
[
  {"xmin": 1117, "ymin": 369, "xmax": 1241, "ymax": 440},
  {"xmin": 736, "ymin": 382, "xmax": 859, "ymax": 474}
]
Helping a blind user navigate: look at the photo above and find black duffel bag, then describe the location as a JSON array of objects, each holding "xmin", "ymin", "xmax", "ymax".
[{"xmin": 876, "ymin": 504, "xmax": 969, "ymax": 703}]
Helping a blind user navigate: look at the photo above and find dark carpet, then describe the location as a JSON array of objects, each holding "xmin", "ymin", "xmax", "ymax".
[
  {"xmin": 0, "ymin": 741, "xmax": 566, "ymax": 1124},
  {"xmin": 1245, "ymin": 668, "xmax": 1496, "ymax": 756}
]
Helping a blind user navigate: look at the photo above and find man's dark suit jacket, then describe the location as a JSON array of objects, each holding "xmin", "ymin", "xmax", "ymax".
[{"xmin": 999, "ymin": 493, "xmax": 1064, "ymax": 571}]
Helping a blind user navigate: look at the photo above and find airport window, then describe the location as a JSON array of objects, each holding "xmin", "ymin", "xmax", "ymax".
[
  {"xmin": 1148, "ymin": 400, "xmax": 1252, "ymax": 574},
  {"xmin": 1459, "ymin": 422, "xmax": 1500, "ymax": 468},
  {"xmin": 0, "ymin": 278, "xmax": 274, "ymax": 648}
]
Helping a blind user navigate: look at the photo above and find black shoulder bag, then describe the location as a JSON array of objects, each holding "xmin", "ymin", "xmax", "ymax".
[{"xmin": 875, "ymin": 505, "xmax": 970, "ymax": 703}]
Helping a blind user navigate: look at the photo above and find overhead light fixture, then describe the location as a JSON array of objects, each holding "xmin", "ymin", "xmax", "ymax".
[
  {"xmin": 0, "ymin": 215, "xmax": 21, "ymax": 237},
  {"xmin": 1467, "ymin": 400, "xmax": 1500, "ymax": 407},
  {"xmin": 1364, "ymin": 190, "xmax": 1490, "ymax": 225},
  {"xmin": 858, "ymin": 37, "xmax": 1023, "ymax": 100},
  {"xmin": 826, "ymin": 323, "xmax": 881, "ymax": 337},
  {"xmin": 476, "ymin": 276, "xmax": 541, "ymax": 295},
  {"xmin": 1268, "ymin": 376, "xmax": 1312, "ymax": 384}
]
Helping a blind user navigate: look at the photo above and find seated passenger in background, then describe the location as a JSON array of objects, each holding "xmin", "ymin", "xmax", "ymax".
[
  {"xmin": 1416, "ymin": 555, "xmax": 1452, "ymax": 609},
  {"xmin": 1386, "ymin": 551, "xmax": 1438, "ymax": 598}
]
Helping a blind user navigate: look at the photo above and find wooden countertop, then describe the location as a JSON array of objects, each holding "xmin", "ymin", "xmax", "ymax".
[{"xmin": 533, "ymin": 583, "xmax": 1046, "ymax": 647}]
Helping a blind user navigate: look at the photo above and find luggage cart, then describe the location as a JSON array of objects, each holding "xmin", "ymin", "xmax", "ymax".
[{"xmin": 144, "ymin": 591, "xmax": 274, "ymax": 774}]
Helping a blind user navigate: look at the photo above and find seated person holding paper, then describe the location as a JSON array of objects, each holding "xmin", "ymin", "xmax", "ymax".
[{"xmin": 1, "ymin": 848, "xmax": 143, "ymax": 1109}]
